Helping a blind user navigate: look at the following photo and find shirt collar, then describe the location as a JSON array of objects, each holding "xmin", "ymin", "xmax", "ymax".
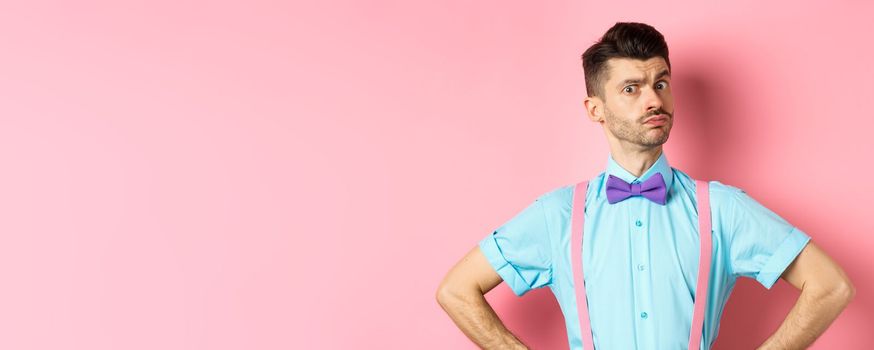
[{"xmin": 601, "ymin": 150, "xmax": 675, "ymax": 195}]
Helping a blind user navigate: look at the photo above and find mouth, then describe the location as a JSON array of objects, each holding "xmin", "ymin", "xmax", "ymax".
[{"xmin": 644, "ymin": 114, "xmax": 670, "ymax": 126}]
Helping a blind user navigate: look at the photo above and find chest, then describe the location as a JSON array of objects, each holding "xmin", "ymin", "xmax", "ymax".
[{"xmin": 580, "ymin": 197, "xmax": 702, "ymax": 290}]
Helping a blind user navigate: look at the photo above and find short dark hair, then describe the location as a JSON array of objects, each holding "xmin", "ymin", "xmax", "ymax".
[{"xmin": 581, "ymin": 22, "xmax": 671, "ymax": 98}]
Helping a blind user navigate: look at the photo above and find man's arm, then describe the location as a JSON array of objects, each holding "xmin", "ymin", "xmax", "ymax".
[
  {"xmin": 436, "ymin": 245, "xmax": 529, "ymax": 350},
  {"xmin": 757, "ymin": 240, "xmax": 856, "ymax": 349}
]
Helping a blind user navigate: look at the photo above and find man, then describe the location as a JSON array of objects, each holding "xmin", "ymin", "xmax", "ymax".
[{"xmin": 436, "ymin": 22, "xmax": 855, "ymax": 349}]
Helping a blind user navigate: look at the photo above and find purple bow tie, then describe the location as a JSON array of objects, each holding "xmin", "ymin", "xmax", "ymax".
[{"xmin": 606, "ymin": 172, "xmax": 667, "ymax": 205}]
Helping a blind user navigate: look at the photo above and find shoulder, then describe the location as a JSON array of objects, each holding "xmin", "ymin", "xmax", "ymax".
[
  {"xmin": 671, "ymin": 167, "xmax": 746, "ymax": 210},
  {"xmin": 533, "ymin": 172, "xmax": 606, "ymax": 215},
  {"xmin": 695, "ymin": 179, "xmax": 753, "ymax": 220},
  {"xmin": 707, "ymin": 180, "xmax": 745, "ymax": 197},
  {"xmin": 671, "ymin": 168, "xmax": 743, "ymax": 195},
  {"xmin": 670, "ymin": 166, "xmax": 745, "ymax": 198},
  {"xmin": 534, "ymin": 183, "xmax": 574, "ymax": 210}
]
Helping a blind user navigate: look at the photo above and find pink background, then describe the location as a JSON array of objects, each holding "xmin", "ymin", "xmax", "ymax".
[{"xmin": 0, "ymin": 1, "xmax": 870, "ymax": 349}]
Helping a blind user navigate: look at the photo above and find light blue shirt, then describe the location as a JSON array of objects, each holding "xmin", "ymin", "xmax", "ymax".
[{"xmin": 479, "ymin": 151, "xmax": 811, "ymax": 349}]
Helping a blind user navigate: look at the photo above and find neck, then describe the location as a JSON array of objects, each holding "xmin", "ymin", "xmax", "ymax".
[{"xmin": 609, "ymin": 144, "xmax": 663, "ymax": 178}]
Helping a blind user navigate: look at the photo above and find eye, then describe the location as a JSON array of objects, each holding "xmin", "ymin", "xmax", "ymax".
[
  {"xmin": 623, "ymin": 85, "xmax": 637, "ymax": 94},
  {"xmin": 656, "ymin": 81, "xmax": 669, "ymax": 90}
]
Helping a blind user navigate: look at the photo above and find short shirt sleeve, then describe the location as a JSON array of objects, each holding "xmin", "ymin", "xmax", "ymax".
[
  {"xmin": 478, "ymin": 196, "xmax": 553, "ymax": 296},
  {"xmin": 720, "ymin": 185, "xmax": 811, "ymax": 289}
]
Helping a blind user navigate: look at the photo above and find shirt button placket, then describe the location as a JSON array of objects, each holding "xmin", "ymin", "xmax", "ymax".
[
  {"xmin": 635, "ymin": 216, "xmax": 649, "ymax": 324},
  {"xmin": 630, "ymin": 195, "xmax": 652, "ymax": 347},
  {"xmin": 635, "ymin": 219, "xmax": 645, "ymax": 272}
]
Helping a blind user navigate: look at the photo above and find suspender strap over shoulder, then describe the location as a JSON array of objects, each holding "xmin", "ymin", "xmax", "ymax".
[
  {"xmin": 689, "ymin": 180, "xmax": 712, "ymax": 349},
  {"xmin": 570, "ymin": 180, "xmax": 712, "ymax": 350},
  {"xmin": 571, "ymin": 181, "xmax": 593, "ymax": 350}
]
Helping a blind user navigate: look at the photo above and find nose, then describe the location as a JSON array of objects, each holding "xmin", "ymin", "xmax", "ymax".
[{"xmin": 643, "ymin": 86, "xmax": 664, "ymax": 114}]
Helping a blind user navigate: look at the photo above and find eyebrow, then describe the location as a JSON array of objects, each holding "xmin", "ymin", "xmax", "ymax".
[{"xmin": 615, "ymin": 69, "xmax": 671, "ymax": 89}]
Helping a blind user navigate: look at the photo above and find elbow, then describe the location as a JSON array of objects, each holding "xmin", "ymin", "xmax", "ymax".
[
  {"xmin": 804, "ymin": 277, "xmax": 855, "ymax": 306},
  {"xmin": 436, "ymin": 281, "xmax": 477, "ymax": 308},
  {"xmin": 838, "ymin": 278, "xmax": 856, "ymax": 303},
  {"xmin": 820, "ymin": 278, "xmax": 856, "ymax": 306},
  {"xmin": 436, "ymin": 282, "xmax": 457, "ymax": 307},
  {"xmin": 435, "ymin": 284, "xmax": 449, "ymax": 306}
]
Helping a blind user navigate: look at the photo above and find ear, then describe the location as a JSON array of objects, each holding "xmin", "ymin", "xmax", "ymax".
[{"xmin": 583, "ymin": 96, "xmax": 604, "ymax": 123}]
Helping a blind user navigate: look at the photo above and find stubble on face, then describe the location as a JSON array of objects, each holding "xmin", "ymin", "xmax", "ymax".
[{"xmin": 603, "ymin": 107, "xmax": 673, "ymax": 147}]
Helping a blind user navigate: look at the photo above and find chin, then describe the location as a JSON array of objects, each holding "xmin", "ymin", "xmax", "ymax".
[{"xmin": 644, "ymin": 134, "xmax": 670, "ymax": 146}]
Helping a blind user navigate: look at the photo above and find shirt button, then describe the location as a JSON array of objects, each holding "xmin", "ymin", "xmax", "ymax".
[
  {"xmin": 637, "ymin": 264, "xmax": 645, "ymax": 271},
  {"xmin": 640, "ymin": 312, "xmax": 648, "ymax": 319},
  {"xmin": 635, "ymin": 220, "xmax": 643, "ymax": 227}
]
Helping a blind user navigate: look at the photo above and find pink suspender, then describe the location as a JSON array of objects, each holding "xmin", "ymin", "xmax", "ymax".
[
  {"xmin": 571, "ymin": 180, "xmax": 712, "ymax": 350},
  {"xmin": 571, "ymin": 181, "xmax": 594, "ymax": 350},
  {"xmin": 689, "ymin": 180, "xmax": 712, "ymax": 349}
]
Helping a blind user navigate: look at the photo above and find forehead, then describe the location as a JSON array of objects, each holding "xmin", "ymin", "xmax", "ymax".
[{"xmin": 604, "ymin": 57, "xmax": 669, "ymax": 83}]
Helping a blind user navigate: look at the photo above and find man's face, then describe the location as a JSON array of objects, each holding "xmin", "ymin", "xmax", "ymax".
[{"xmin": 592, "ymin": 57, "xmax": 674, "ymax": 148}]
